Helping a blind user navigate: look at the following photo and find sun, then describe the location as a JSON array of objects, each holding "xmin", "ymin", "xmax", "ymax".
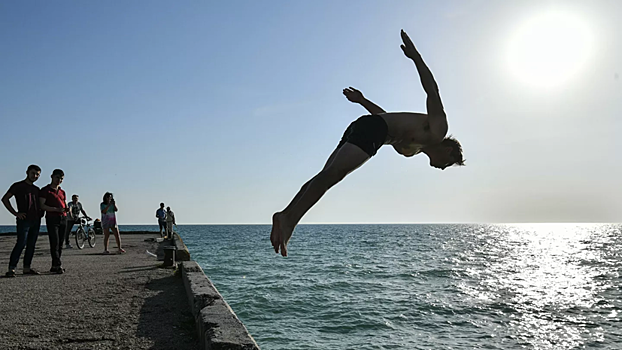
[{"xmin": 507, "ymin": 11, "xmax": 593, "ymax": 88}]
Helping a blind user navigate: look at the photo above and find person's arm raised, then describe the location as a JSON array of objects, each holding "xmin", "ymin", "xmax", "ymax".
[
  {"xmin": 400, "ymin": 30, "xmax": 448, "ymax": 139},
  {"xmin": 343, "ymin": 87, "xmax": 386, "ymax": 115}
]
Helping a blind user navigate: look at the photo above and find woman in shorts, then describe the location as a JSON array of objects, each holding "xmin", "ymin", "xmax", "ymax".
[{"xmin": 101, "ymin": 192, "xmax": 125, "ymax": 254}]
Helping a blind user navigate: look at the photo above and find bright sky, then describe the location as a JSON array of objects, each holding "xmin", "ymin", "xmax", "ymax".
[{"xmin": 1, "ymin": 0, "xmax": 621, "ymax": 225}]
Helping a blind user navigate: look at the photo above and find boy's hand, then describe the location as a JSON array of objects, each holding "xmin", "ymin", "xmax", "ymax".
[
  {"xmin": 400, "ymin": 29, "xmax": 417, "ymax": 59},
  {"xmin": 342, "ymin": 87, "xmax": 365, "ymax": 104}
]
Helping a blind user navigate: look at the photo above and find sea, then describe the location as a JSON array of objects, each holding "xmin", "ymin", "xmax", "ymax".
[{"xmin": 1, "ymin": 223, "xmax": 621, "ymax": 349}]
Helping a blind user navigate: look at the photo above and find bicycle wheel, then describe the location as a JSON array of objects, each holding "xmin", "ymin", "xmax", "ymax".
[
  {"xmin": 75, "ymin": 228, "xmax": 86, "ymax": 249},
  {"xmin": 87, "ymin": 228, "xmax": 97, "ymax": 248}
]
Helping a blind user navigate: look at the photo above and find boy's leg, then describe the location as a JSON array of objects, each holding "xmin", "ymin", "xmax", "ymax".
[
  {"xmin": 280, "ymin": 147, "xmax": 342, "ymax": 215},
  {"xmin": 8, "ymin": 220, "xmax": 29, "ymax": 271},
  {"xmin": 58, "ymin": 218, "xmax": 66, "ymax": 260},
  {"xmin": 46, "ymin": 218, "xmax": 62, "ymax": 268},
  {"xmin": 23, "ymin": 220, "xmax": 41, "ymax": 270},
  {"xmin": 45, "ymin": 217, "xmax": 60, "ymax": 268},
  {"xmin": 64, "ymin": 220, "xmax": 74, "ymax": 246},
  {"xmin": 271, "ymin": 142, "xmax": 370, "ymax": 256}
]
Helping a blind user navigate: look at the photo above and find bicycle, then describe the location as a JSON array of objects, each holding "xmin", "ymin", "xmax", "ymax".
[{"xmin": 75, "ymin": 217, "xmax": 97, "ymax": 249}]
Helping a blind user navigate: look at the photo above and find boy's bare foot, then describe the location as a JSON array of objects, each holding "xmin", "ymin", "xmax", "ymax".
[
  {"xmin": 270, "ymin": 213, "xmax": 281, "ymax": 254},
  {"xmin": 270, "ymin": 212, "xmax": 294, "ymax": 257}
]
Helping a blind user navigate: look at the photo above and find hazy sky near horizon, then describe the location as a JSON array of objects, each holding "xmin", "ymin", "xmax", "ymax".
[{"xmin": 1, "ymin": 0, "xmax": 621, "ymax": 225}]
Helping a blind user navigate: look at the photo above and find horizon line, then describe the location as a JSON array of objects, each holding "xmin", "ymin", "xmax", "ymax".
[{"xmin": 2, "ymin": 222, "xmax": 619, "ymax": 226}]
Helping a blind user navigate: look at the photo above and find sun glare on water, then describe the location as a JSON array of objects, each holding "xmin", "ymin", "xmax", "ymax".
[{"xmin": 507, "ymin": 11, "xmax": 593, "ymax": 88}]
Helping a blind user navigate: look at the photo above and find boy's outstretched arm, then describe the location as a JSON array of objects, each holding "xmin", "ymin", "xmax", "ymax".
[
  {"xmin": 343, "ymin": 87, "xmax": 386, "ymax": 115},
  {"xmin": 400, "ymin": 30, "xmax": 448, "ymax": 138}
]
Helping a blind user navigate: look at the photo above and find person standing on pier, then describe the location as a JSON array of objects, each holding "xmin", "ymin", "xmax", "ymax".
[
  {"xmin": 156, "ymin": 203, "xmax": 166, "ymax": 237},
  {"xmin": 101, "ymin": 192, "xmax": 125, "ymax": 254},
  {"xmin": 165, "ymin": 206, "xmax": 176, "ymax": 239},
  {"xmin": 1, "ymin": 165, "xmax": 43, "ymax": 277},
  {"xmin": 39, "ymin": 169, "xmax": 69, "ymax": 274}
]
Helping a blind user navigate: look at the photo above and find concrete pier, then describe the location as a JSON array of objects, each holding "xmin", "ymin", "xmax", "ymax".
[{"xmin": 0, "ymin": 233, "xmax": 198, "ymax": 349}]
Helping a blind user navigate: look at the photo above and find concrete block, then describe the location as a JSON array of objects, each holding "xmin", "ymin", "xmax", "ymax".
[
  {"xmin": 174, "ymin": 233, "xmax": 191, "ymax": 261},
  {"xmin": 180, "ymin": 261, "xmax": 260, "ymax": 350},
  {"xmin": 200, "ymin": 300, "xmax": 260, "ymax": 350}
]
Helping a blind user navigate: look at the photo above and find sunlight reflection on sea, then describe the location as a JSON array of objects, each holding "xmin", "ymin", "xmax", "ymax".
[{"xmin": 171, "ymin": 224, "xmax": 622, "ymax": 349}]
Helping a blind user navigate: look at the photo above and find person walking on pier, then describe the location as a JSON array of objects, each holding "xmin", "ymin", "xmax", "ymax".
[
  {"xmin": 101, "ymin": 192, "xmax": 125, "ymax": 254},
  {"xmin": 65, "ymin": 194, "xmax": 90, "ymax": 249},
  {"xmin": 156, "ymin": 203, "xmax": 166, "ymax": 237},
  {"xmin": 39, "ymin": 169, "xmax": 69, "ymax": 274},
  {"xmin": 1, "ymin": 165, "xmax": 43, "ymax": 277}
]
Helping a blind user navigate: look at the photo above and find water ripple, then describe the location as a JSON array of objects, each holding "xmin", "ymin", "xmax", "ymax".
[{"xmin": 179, "ymin": 224, "xmax": 622, "ymax": 349}]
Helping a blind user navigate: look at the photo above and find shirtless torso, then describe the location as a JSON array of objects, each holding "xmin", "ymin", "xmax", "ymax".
[{"xmin": 381, "ymin": 112, "xmax": 447, "ymax": 157}]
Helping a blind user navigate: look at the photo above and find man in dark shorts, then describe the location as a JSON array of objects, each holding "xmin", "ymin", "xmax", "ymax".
[
  {"xmin": 39, "ymin": 169, "xmax": 69, "ymax": 274},
  {"xmin": 271, "ymin": 30, "xmax": 465, "ymax": 257},
  {"xmin": 156, "ymin": 203, "xmax": 166, "ymax": 237},
  {"xmin": 1, "ymin": 165, "xmax": 43, "ymax": 277}
]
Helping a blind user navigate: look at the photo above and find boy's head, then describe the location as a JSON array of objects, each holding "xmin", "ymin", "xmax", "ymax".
[
  {"xmin": 26, "ymin": 165, "xmax": 41, "ymax": 183},
  {"xmin": 51, "ymin": 169, "xmax": 64, "ymax": 186},
  {"xmin": 425, "ymin": 136, "xmax": 465, "ymax": 170}
]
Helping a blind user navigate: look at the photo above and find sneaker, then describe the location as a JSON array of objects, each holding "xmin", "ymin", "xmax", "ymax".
[
  {"xmin": 65, "ymin": 244, "xmax": 73, "ymax": 249},
  {"xmin": 23, "ymin": 268, "xmax": 40, "ymax": 275},
  {"xmin": 5, "ymin": 270, "xmax": 16, "ymax": 278},
  {"xmin": 50, "ymin": 266, "xmax": 64, "ymax": 274}
]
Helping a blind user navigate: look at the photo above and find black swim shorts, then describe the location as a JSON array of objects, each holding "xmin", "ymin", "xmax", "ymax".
[{"xmin": 336, "ymin": 115, "xmax": 388, "ymax": 157}]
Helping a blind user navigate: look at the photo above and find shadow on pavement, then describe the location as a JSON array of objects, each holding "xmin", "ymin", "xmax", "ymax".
[{"xmin": 136, "ymin": 272, "xmax": 199, "ymax": 349}]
